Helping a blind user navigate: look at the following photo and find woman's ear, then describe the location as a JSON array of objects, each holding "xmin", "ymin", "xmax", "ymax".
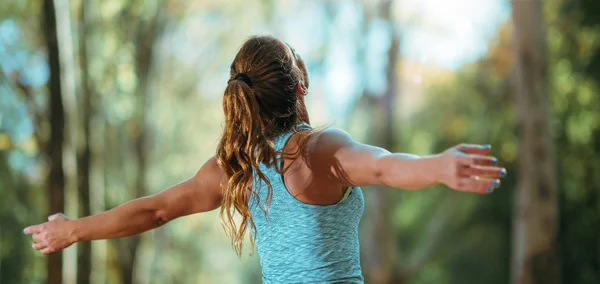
[{"xmin": 296, "ymin": 82, "xmax": 307, "ymax": 96}]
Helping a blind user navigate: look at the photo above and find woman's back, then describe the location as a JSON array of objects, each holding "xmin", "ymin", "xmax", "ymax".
[{"xmin": 250, "ymin": 124, "xmax": 365, "ymax": 283}]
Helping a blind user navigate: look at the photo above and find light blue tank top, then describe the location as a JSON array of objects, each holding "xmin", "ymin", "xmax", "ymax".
[{"xmin": 249, "ymin": 124, "xmax": 365, "ymax": 283}]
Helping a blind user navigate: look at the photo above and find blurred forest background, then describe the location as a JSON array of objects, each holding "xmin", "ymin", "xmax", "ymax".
[{"xmin": 1, "ymin": 0, "xmax": 599, "ymax": 283}]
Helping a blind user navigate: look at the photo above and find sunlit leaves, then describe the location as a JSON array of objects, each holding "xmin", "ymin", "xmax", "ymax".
[
  {"xmin": 499, "ymin": 140, "xmax": 517, "ymax": 163},
  {"xmin": 101, "ymin": 32, "xmax": 120, "ymax": 58},
  {"xmin": 100, "ymin": 0, "xmax": 125, "ymax": 20},
  {"xmin": 555, "ymin": 59, "xmax": 574, "ymax": 93},
  {"xmin": 566, "ymin": 111, "xmax": 596, "ymax": 145},
  {"xmin": 116, "ymin": 63, "xmax": 137, "ymax": 94},
  {"xmin": 0, "ymin": 133, "xmax": 11, "ymax": 150}
]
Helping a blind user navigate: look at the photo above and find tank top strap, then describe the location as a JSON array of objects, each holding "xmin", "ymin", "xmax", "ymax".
[{"xmin": 274, "ymin": 123, "xmax": 313, "ymax": 152}]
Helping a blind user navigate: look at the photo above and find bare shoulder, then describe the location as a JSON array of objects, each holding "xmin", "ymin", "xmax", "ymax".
[
  {"xmin": 300, "ymin": 127, "xmax": 359, "ymax": 175},
  {"xmin": 306, "ymin": 127, "xmax": 355, "ymax": 155},
  {"xmin": 206, "ymin": 156, "xmax": 224, "ymax": 174},
  {"xmin": 195, "ymin": 156, "xmax": 222, "ymax": 178},
  {"xmin": 192, "ymin": 156, "xmax": 226, "ymax": 199}
]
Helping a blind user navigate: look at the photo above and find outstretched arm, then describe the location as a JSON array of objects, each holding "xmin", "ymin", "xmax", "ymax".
[
  {"xmin": 23, "ymin": 157, "xmax": 224, "ymax": 254},
  {"xmin": 308, "ymin": 128, "xmax": 506, "ymax": 193}
]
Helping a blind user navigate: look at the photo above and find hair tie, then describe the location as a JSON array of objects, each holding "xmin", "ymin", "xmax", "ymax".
[{"xmin": 233, "ymin": 73, "xmax": 253, "ymax": 87}]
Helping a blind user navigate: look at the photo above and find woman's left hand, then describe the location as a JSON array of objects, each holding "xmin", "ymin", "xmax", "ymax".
[{"xmin": 437, "ymin": 143, "xmax": 507, "ymax": 194}]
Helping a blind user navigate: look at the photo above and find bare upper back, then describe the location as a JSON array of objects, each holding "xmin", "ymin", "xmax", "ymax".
[{"xmin": 279, "ymin": 129, "xmax": 349, "ymax": 205}]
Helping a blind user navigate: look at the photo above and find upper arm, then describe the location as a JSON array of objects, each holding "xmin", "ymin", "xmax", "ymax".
[
  {"xmin": 306, "ymin": 128, "xmax": 390, "ymax": 187},
  {"xmin": 153, "ymin": 156, "xmax": 225, "ymax": 222}
]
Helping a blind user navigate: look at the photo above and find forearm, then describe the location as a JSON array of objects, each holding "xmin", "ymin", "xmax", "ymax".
[
  {"xmin": 69, "ymin": 196, "xmax": 165, "ymax": 242},
  {"xmin": 375, "ymin": 153, "xmax": 442, "ymax": 190}
]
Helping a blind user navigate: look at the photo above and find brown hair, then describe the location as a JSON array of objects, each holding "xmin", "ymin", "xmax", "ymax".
[{"xmin": 216, "ymin": 36, "xmax": 306, "ymax": 256}]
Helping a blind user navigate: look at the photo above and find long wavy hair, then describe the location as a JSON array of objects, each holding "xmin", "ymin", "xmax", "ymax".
[{"xmin": 216, "ymin": 36, "xmax": 308, "ymax": 256}]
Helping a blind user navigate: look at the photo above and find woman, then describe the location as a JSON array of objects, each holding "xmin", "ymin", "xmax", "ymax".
[{"xmin": 24, "ymin": 36, "xmax": 506, "ymax": 283}]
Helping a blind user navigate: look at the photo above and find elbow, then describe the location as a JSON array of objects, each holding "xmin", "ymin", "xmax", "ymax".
[
  {"xmin": 373, "ymin": 166, "xmax": 388, "ymax": 186},
  {"xmin": 373, "ymin": 153, "xmax": 428, "ymax": 191},
  {"xmin": 372, "ymin": 153, "xmax": 393, "ymax": 187},
  {"xmin": 154, "ymin": 210, "xmax": 169, "ymax": 227},
  {"xmin": 149, "ymin": 197, "xmax": 171, "ymax": 227}
]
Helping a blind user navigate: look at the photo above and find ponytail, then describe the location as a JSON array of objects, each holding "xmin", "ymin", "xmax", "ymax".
[
  {"xmin": 216, "ymin": 76, "xmax": 278, "ymax": 257},
  {"xmin": 217, "ymin": 36, "xmax": 304, "ymax": 256}
]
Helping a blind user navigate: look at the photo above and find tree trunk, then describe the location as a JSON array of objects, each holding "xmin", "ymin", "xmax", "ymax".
[
  {"xmin": 110, "ymin": 5, "xmax": 163, "ymax": 282},
  {"xmin": 43, "ymin": 0, "xmax": 65, "ymax": 283},
  {"xmin": 76, "ymin": 0, "xmax": 94, "ymax": 282},
  {"xmin": 361, "ymin": 2, "xmax": 400, "ymax": 283},
  {"xmin": 510, "ymin": 0, "xmax": 560, "ymax": 283}
]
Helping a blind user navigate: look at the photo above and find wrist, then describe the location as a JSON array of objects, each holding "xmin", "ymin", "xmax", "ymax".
[
  {"xmin": 424, "ymin": 154, "xmax": 445, "ymax": 185},
  {"xmin": 66, "ymin": 219, "xmax": 80, "ymax": 243}
]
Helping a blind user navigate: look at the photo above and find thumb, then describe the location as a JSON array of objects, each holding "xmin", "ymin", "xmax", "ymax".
[
  {"xmin": 456, "ymin": 144, "xmax": 491, "ymax": 155},
  {"xmin": 48, "ymin": 213, "xmax": 65, "ymax": 222}
]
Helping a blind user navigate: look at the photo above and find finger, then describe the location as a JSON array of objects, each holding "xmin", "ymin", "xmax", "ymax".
[
  {"xmin": 23, "ymin": 225, "xmax": 44, "ymax": 235},
  {"xmin": 461, "ymin": 166, "xmax": 507, "ymax": 178},
  {"xmin": 48, "ymin": 213, "xmax": 64, "ymax": 221},
  {"xmin": 32, "ymin": 241, "xmax": 48, "ymax": 250},
  {"xmin": 457, "ymin": 154, "xmax": 498, "ymax": 167},
  {"xmin": 456, "ymin": 144, "xmax": 492, "ymax": 155},
  {"xmin": 41, "ymin": 247, "xmax": 55, "ymax": 255},
  {"xmin": 458, "ymin": 177, "xmax": 501, "ymax": 194},
  {"xmin": 32, "ymin": 233, "xmax": 44, "ymax": 242}
]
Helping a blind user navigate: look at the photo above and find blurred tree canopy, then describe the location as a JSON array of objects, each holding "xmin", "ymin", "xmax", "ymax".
[{"xmin": 1, "ymin": 0, "xmax": 598, "ymax": 283}]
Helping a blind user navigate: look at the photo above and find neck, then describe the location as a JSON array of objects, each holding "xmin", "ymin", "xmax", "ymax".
[{"xmin": 297, "ymin": 100, "xmax": 310, "ymax": 125}]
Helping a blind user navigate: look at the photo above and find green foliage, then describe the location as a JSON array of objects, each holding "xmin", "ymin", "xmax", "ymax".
[
  {"xmin": 1, "ymin": 0, "xmax": 598, "ymax": 283},
  {"xmin": 0, "ymin": 153, "xmax": 31, "ymax": 283},
  {"xmin": 552, "ymin": 1, "xmax": 600, "ymax": 283},
  {"xmin": 396, "ymin": 24, "xmax": 514, "ymax": 283},
  {"xmin": 0, "ymin": 2, "xmax": 48, "ymax": 282},
  {"xmin": 393, "ymin": 1, "xmax": 600, "ymax": 283}
]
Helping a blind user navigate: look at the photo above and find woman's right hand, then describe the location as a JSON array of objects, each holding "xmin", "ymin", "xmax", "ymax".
[
  {"xmin": 436, "ymin": 144, "xmax": 507, "ymax": 194},
  {"xmin": 24, "ymin": 213, "xmax": 77, "ymax": 254}
]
